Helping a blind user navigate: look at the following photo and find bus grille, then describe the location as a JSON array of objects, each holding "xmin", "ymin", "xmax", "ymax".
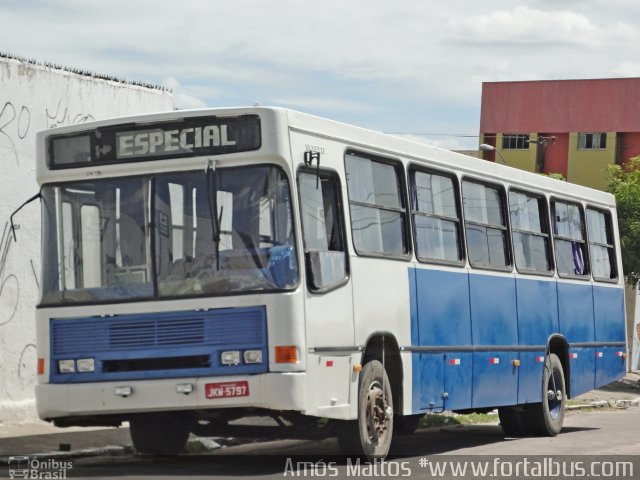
[{"xmin": 49, "ymin": 306, "xmax": 268, "ymax": 383}]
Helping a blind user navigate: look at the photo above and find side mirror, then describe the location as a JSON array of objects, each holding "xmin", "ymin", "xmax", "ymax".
[
  {"xmin": 306, "ymin": 251, "xmax": 347, "ymax": 292},
  {"xmin": 10, "ymin": 191, "xmax": 42, "ymax": 241}
]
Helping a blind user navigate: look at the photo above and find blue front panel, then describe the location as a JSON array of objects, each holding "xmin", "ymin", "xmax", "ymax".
[
  {"xmin": 50, "ymin": 306, "xmax": 268, "ymax": 383},
  {"xmin": 472, "ymin": 352, "xmax": 519, "ymax": 408},
  {"xmin": 568, "ymin": 347, "xmax": 595, "ymax": 396}
]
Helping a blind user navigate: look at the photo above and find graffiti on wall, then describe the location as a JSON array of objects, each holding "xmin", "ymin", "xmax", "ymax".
[
  {"xmin": 46, "ymin": 98, "xmax": 95, "ymax": 128},
  {"xmin": 0, "ymin": 96, "xmax": 94, "ymax": 400},
  {"xmin": 0, "ymin": 102, "xmax": 30, "ymax": 166}
]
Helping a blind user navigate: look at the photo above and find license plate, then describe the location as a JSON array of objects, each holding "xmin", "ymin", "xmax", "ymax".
[{"xmin": 205, "ymin": 381, "xmax": 249, "ymax": 399}]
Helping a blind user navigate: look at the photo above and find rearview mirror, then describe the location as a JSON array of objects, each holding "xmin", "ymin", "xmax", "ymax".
[{"xmin": 306, "ymin": 251, "xmax": 347, "ymax": 292}]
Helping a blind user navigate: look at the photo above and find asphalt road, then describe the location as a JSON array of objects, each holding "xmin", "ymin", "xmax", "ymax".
[{"xmin": 6, "ymin": 408, "xmax": 636, "ymax": 480}]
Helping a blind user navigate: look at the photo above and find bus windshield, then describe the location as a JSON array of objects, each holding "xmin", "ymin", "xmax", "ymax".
[{"xmin": 40, "ymin": 165, "xmax": 298, "ymax": 305}]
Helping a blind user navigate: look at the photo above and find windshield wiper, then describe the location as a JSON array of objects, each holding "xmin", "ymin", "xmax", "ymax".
[{"xmin": 205, "ymin": 159, "xmax": 222, "ymax": 270}]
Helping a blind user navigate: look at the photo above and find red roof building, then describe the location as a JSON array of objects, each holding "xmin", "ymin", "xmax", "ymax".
[{"xmin": 480, "ymin": 78, "xmax": 640, "ymax": 189}]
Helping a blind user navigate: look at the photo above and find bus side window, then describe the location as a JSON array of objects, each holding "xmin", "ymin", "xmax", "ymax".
[
  {"xmin": 552, "ymin": 200, "xmax": 589, "ymax": 277},
  {"xmin": 462, "ymin": 180, "xmax": 511, "ymax": 270},
  {"xmin": 411, "ymin": 168, "xmax": 463, "ymax": 264},
  {"xmin": 508, "ymin": 190, "xmax": 553, "ymax": 274},
  {"xmin": 586, "ymin": 207, "xmax": 617, "ymax": 281},
  {"xmin": 298, "ymin": 170, "xmax": 348, "ymax": 291},
  {"xmin": 345, "ymin": 152, "xmax": 409, "ymax": 257}
]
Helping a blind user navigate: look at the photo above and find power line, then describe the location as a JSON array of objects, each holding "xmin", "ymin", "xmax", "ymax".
[{"xmin": 386, "ymin": 132, "xmax": 493, "ymax": 138}]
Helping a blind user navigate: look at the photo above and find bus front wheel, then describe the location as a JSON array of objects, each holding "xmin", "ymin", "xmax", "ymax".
[
  {"xmin": 129, "ymin": 412, "xmax": 192, "ymax": 455},
  {"xmin": 527, "ymin": 353, "xmax": 566, "ymax": 436},
  {"xmin": 337, "ymin": 360, "xmax": 394, "ymax": 460}
]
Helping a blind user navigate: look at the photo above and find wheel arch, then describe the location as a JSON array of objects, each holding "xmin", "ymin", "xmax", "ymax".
[
  {"xmin": 547, "ymin": 334, "xmax": 571, "ymax": 398},
  {"xmin": 361, "ymin": 332, "xmax": 403, "ymax": 414}
]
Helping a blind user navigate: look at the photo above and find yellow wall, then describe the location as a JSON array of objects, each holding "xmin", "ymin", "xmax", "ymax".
[
  {"xmin": 498, "ymin": 133, "xmax": 537, "ymax": 172},
  {"xmin": 567, "ymin": 132, "xmax": 616, "ymax": 190}
]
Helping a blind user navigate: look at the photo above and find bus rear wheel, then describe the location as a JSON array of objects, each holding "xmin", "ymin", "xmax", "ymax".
[
  {"xmin": 129, "ymin": 412, "xmax": 192, "ymax": 455},
  {"xmin": 527, "ymin": 353, "xmax": 566, "ymax": 436},
  {"xmin": 337, "ymin": 360, "xmax": 394, "ymax": 460},
  {"xmin": 498, "ymin": 406, "xmax": 527, "ymax": 436}
]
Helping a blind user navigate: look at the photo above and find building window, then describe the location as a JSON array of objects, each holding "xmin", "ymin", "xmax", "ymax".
[
  {"xmin": 578, "ymin": 132, "xmax": 606, "ymax": 150},
  {"xmin": 462, "ymin": 180, "xmax": 511, "ymax": 269},
  {"xmin": 502, "ymin": 133, "xmax": 529, "ymax": 150},
  {"xmin": 345, "ymin": 151, "xmax": 409, "ymax": 257}
]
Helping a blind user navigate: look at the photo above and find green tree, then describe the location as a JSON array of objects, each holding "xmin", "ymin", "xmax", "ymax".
[
  {"xmin": 544, "ymin": 172, "xmax": 566, "ymax": 181},
  {"xmin": 606, "ymin": 156, "xmax": 640, "ymax": 286}
]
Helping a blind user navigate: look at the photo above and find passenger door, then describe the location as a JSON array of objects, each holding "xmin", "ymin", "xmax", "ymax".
[{"xmin": 298, "ymin": 168, "xmax": 354, "ymax": 409}]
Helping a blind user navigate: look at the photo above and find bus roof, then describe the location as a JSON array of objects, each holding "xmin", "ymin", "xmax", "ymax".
[{"xmin": 36, "ymin": 106, "xmax": 615, "ymax": 208}]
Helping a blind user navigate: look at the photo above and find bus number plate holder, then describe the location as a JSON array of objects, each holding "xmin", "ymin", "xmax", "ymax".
[{"xmin": 205, "ymin": 381, "xmax": 249, "ymax": 399}]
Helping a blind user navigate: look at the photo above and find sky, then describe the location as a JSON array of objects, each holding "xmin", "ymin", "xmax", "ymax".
[{"xmin": 2, "ymin": 0, "xmax": 640, "ymax": 150}]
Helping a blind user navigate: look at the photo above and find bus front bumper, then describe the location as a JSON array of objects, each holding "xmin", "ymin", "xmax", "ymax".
[{"xmin": 35, "ymin": 372, "xmax": 307, "ymax": 421}]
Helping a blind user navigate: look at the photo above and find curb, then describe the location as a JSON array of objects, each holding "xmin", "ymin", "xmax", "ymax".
[{"xmin": 567, "ymin": 397, "xmax": 640, "ymax": 411}]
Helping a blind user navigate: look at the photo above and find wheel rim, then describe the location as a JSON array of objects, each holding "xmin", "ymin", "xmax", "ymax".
[
  {"xmin": 365, "ymin": 380, "xmax": 390, "ymax": 445},
  {"xmin": 546, "ymin": 367, "xmax": 563, "ymax": 420}
]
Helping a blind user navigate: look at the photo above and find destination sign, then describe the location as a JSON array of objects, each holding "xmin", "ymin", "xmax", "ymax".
[{"xmin": 48, "ymin": 115, "xmax": 261, "ymax": 168}]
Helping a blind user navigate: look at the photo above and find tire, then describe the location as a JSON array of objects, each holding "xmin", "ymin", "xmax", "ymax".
[
  {"xmin": 129, "ymin": 412, "xmax": 192, "ymax": 455},
  {"xmin": 394, "ymin": 414, "xmax": 422, "ymax": 435},
  {"xmin": 526, "ymin": 353, "xmax": 566, "ymax": 436},
  {"xmin": 337, "ymin": 360, "xmax": 394, "ymax": 460},
  {"xmin": 498, "ymin": 406, "xmax": 527, "ymax": 436}
]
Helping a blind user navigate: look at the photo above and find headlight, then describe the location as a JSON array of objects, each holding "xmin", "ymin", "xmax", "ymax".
[
  {"xmin": 243, "ymin": 350, "xmax": 263, "ymax": 364},
  {"xmin": 58, "ymin": 359, "xmax": 76, "ymax": 373},
  {"xmin": 221, "ymin": 351, "xmax": 241, "ymax": 366},
  {"xmin": 77, "ymin": 358, "xmax": 95, "ymax": 372}
]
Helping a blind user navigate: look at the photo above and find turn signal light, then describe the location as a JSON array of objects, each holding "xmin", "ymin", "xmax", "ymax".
[
  {"xmin": 275, "ymin": 346, "xmax": 298, "ymax": 363},
  {"xmin": 37, "ymin": 358, "xmax": 45, "ymax": 376}
]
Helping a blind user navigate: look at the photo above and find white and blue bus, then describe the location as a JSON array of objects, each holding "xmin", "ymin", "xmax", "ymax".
[{"xmin": 32, "ymin": 107, "xmax": 627, "ymax": 459}]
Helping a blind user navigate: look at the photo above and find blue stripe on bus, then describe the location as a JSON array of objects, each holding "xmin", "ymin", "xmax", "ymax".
[{"xmin": 408, "ymin": 267, "xmax": 625, "ymax": 413}]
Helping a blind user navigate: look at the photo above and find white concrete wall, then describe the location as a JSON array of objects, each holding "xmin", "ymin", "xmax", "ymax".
[{"xmin": 0, "ymin": 56, "xmax": 173, "ymax": 420}]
